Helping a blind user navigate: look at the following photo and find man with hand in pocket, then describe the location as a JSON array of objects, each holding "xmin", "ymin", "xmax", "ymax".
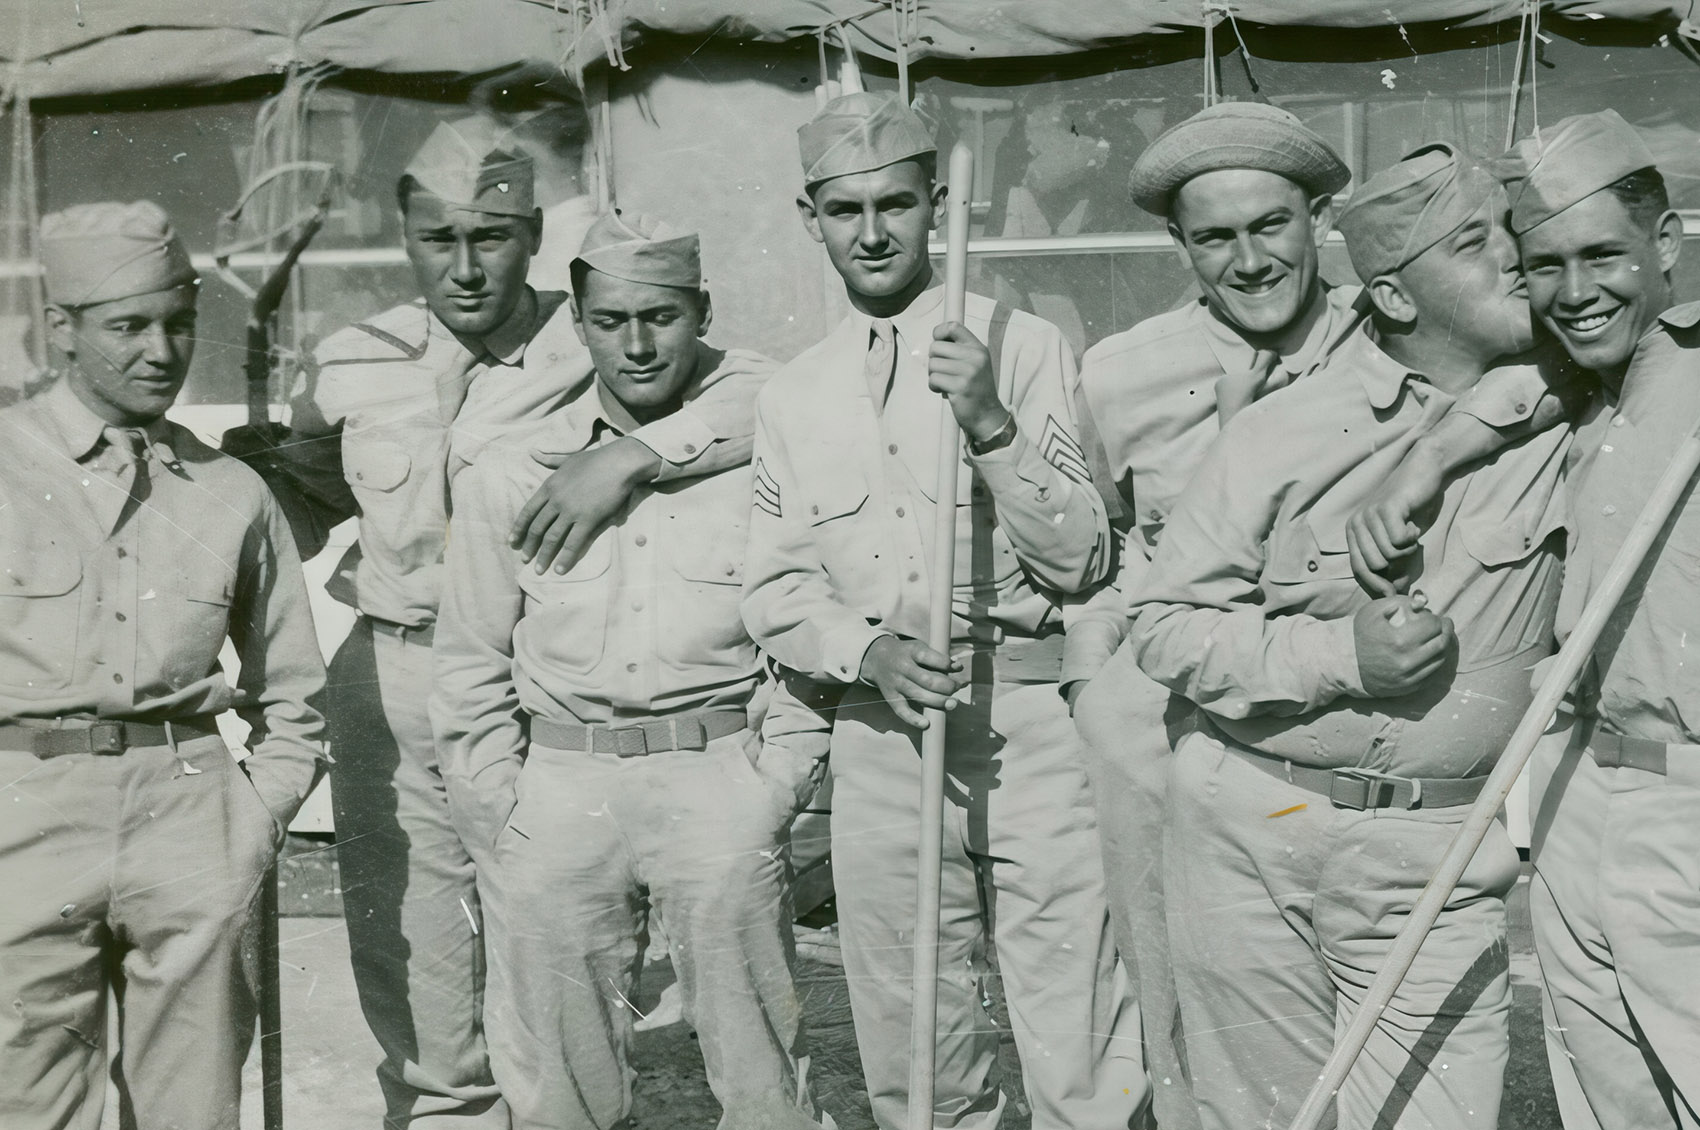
[
  {"xmin": 432, "ymin": 211, "xmax": 828, "ymax": 1130},
  {"xmin": 0, "ymin": 201, "xmax": 327, "ymax": 1130}
]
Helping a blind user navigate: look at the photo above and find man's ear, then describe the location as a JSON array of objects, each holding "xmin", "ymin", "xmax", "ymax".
[
  {"xmin": 795, "ymin": 192, "xmax": 825, "ymax": 245},
  {"xmin": 1166, "ymin": 219, "xmax": 1193, "ymax": 267},
  {"xmin": 930, "ymin": 180, "xmax": 949, "ymax": 232},
  {"xmin": 695, "ymin": 289, "xmax": 714, "ymax": 338},
  {"xmin": 524, "ymin": 207, "xmax": 545, "ymax": 256},
  {"xmin": 44, "ymin": 303, "xmax": 77, "ymax": 357},
  {"xmin": 1367, "ymin": 273, "xmax": 1417, "ymax": 325},
  {"xmin": 567, "ymin": 293, "xmax": 588, "ymax": 346},
  {"xmin": 1656, "ymin": 208, "xmax": 1684, "ymax": 275},
  {"xmin": 1308, "ymin": 194, "xmax": 1336, "ymax": 247}
]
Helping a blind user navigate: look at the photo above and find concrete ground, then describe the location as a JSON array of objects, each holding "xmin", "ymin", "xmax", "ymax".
[{"xmin": 100, "ymin": 837, "xmax": 1562, "ymax": 1130}]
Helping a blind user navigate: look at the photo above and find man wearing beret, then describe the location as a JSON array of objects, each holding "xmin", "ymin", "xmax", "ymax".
[
  {"xmin": 0, "ymin": 201, "xmax": 328, "ymax": 1130},
  {"xmin": 1128, "ymin": 144, "xmax": 1570, "ymax": 1129},
  {"xmin": 432, "ymin": 210, "xmax": 827, "ymax": 1130},
  {"xmin": 742, "ymin": 91, "xmax": 1143, "ymax": 1129},
  {"xmin": 234, "ymin": 118, "xmax": 773, "ymax": 1128},
  {"xmin": 1060, "ymin": 101, "xmax": 1360, "ymax": 1130},
  {"xmin": 1346, "ymin": 109, "xmax": 1700, "ymax": 1130}
]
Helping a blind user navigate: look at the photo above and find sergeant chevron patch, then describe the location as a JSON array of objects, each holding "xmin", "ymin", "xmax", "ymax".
[
  {"xmin": 754, "ymin": 457, "xmax": 782, "ymax": 517},
  {"xmin": 1039, "ymin": 415, "xmax": 1091, "ymax": 484}
]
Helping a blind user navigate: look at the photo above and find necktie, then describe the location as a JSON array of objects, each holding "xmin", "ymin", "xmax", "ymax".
[
  {"xmin": 98, "ymin": 425, "xmax": 151, "ymax": 528},
  {"xmin": 1214, "ymin": 348, "xmax": 1282, "ymax": 425},
  {"xmin": 865, "ymin": 319, "xmax": 897, "ymax": 409}
]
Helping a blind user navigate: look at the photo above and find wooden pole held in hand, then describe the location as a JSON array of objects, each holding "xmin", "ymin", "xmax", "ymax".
[
  {"xmin": 905, "ymin": 140, "xmax": 975, "ymax": 1130},
  {"xmin": 1286, "ymin": 412, "xmax": 1700, "ymax": 1130}
]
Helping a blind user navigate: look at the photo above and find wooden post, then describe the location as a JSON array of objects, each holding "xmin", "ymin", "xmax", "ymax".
[
  {"xmin": 905, "ymin": 141, "xmax": 975, "ymax": 1130},
  {"xmin": 1286, "ymin": 414, "xmax": 1700, "ymax": 1130}
]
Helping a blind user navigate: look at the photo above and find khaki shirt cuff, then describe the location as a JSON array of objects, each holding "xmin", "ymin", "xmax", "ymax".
[
  {"xmin": 635, "ymin": 415, "xmax": 719, "ymax": 483},
  {"xmin": 1061, "ymin": 619, "xmax": 1123, "ymax": 689},
  {"xmin": 823, "ymin": 624, "xmax": 891, "ymax": 685},
  {"xmin": 1323, "ymin": 615, "xmax": 1369, "ymax": 700}
]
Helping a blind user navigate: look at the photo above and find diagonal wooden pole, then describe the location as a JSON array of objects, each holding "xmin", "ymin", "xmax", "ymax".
[
  {"xmin": 1286, "ymin": 409, "xmax": 1700, "ymax": 1130},
  {"xmin": 906, "ymin": 141, "xmax": 975, "ymax": 1130}
]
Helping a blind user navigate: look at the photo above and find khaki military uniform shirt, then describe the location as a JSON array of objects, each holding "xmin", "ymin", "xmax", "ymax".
[
  {"xmin": 283, "ymin": 287, "xmax": 767, "ymax": 627},
  {"xmin": 1559, "ymin": 302, "xmax": 1700, "ymax": 745},
  {"xmin": 1062, "ymin": 286, "xmax": 1365, "ymax": 686},
  {"xmin": 1130, "ymin": 325, "xmax": 1569, "ymax": 777},
  {"xmin": 742, "ymin": 287, "xmax": 1109, "ymax": 685},
  {"xmin": 0, "ymin": 379, "xmax": 327, "ymax": 821},
  {"xmin": 433, "ymin": 344, "xmax": 765, "ymax": 838}
]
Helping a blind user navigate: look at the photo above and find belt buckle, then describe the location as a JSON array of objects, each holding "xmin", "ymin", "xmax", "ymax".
[
  {"xmin": 612, "ymin": 727, "xmax": 649, "ymax": 758},
  {"xmin": 1329, "ymin": 768, "xmax": 1412, "ymax": 811},
  {"xmin": 89, "ymin": 721, "xmax": 127, "ymax": 755}
]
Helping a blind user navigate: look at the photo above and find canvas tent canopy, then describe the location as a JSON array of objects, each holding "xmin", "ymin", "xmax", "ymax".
[{"xmin": 3, "ymin": 0, "xmax": 1698, "ymax": 97}]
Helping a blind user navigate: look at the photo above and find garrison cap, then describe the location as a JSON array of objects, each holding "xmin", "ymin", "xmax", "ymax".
[
  {"xmin": 403, "ymin": 116, "xmax": 535, "ymax": 217},
  {"xmin": 41, "ymin": 200, "xmax": 197, "ymax": 308},
  {"xmin": 798, "ymin": 92, "xmax": 936, "ymax": 190},
  {"xmin": 1337, "ymin": 143, "xmax": 1501, "ymax": 281},
  {"xmin": 572, "ymin": 210, "xmax": 702, "ymax": 289},
  {"xmin": 1128, "ymin": 101, "xmax": 1351, "ymax": 217},
  {"xmin": 1496, "ymin": 110, "xmax": 1658, "ymax": 234}
]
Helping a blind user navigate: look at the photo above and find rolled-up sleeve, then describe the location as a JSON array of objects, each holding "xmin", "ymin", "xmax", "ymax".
[{"xmin": 1129, "ymin": 441, "xmax": 1365, "ymax": 721}]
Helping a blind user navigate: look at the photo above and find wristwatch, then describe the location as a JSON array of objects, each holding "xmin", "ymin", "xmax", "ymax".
[{"xmin": 967, "ymin": 412, "xmax": 1018, "ymax": 455}]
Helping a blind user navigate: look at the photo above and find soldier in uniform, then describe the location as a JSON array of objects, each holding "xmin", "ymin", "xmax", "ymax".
[
  {"xmin": 1127, "ymin": 146, "xmax": 1570, "ymax": 1130},
  {"xmin": 232, "ymin": 118, "xmax": 770, "ymax": 1128},
  {"xmin": 1062, "ymin": 103, "xmax": 1357, "ymax": 1130},
  {"xmin": 742, "ymin": 91, "xmax": 1145, "ymax": 1129},
  {"xmin": 1346, "ymin": 110, "xmax": 1700, "ymax": 1130},
  {"xmin": 433, "ymin": 210, "xmax": 827, "ymax": 1130},
  {"xmin": 0, "ymin": 201, "xmax": 328, "ymax": 1130}
]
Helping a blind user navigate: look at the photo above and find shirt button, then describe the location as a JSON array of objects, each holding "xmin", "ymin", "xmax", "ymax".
[
  {"xmin": 1149, "ymin": 509, "xmax": 1162, "ymax": 521},
  {"xmin": 895, "ymin": 507, "xmax": 906, "ymax": 518},
  {"xmin": 635, "ymin": 535, "xmax": 647, "ymax": 547},
  {"xmin": 810, "ymin": 504, "xmax": 820, "ymax": 516},
  {"xmin": 632, "ymin": 602, "xmax": 643, "ymax": 611},
  {"xmin": 889, "ymin": 444, "xmax": 899, "ymax": 454},
  {"xmin": 112, "ymin": 673, "xmax": 123, "ymax": 684},
  {"xmin": 115, "ymin": 612, "xmax": 126, "ymax": 622},
  {"xmin": 1515, "ymin": 402, "xmax": 1529, "ymax": 415},
  {"xmin": 682, "ymin": 443, "xmax": 697, "ymax": 454},
  {"xmin": 724, "ymin": 565, "xmax": 736, "ymax": 577},
  {"xmin": 1603, "ymin": 505, "xmax": 1617, "ymax": 516},
  {"xmin": 1523, "ymin": 536, "xmax": 1532, "ymax": 549},
  {"xmin": 1036, "ymin": 487, "xmax": 1050, "ymax": 503},
  {"xmin": 116, "ymin": 547, "xmax": 127, "ymax": 559},
  {"xmin": 625, "ymin": 663, "xmax": 638, "ymax": 673},
  {"xmin": 908, "ymin": 571, "xmax": 920, "ymax": 582},
  {"xmin": 1601, "ymin": 444, "xmax": 1613, "ymax": 453},
  {"xmin": 1613, "ymin": 416, "xmax": 1625, "ymax": 427},
  {"xmin": 1307, "ymin": 560, "xmax": 1319, "ymax": 573}
]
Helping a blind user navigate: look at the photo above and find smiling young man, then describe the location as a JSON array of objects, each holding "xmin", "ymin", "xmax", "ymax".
[
  {"xmin": 741, "ymin": 91, "xmax": 1142, "ymax": 1130},
  {"xmin": 1351, "ymin": 110, "xmax": 1700, "ymax": 1130},
  {"xmin": 0, "ymin": 202, "xmax": 327, "ymax": 1130},
  {"xmin": 1128, "ymin": 146, "xmax": 1569, "ymax": 1130},
  {"xmin": 1059, "ymin": 101, "xmax": 1358, "ymax": 1130},
  {"xmin": 432, "ymin": 212, "xmax": 826, "ymax": 1130},
  {"xmin": 230, "ymin": 118, "xmax": 772, "ymax": 1128}
]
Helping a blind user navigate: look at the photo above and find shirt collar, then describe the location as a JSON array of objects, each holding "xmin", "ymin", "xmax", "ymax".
[
  {"xmin": 1197, "ymin": 283, "xmax": 1362, "ymax": 381},
  {"xmin": 436, "ymin": 286, "xmax": 544, "ymax": 367},
  {"xmin": 1657, "ymin": 300, "xmax": 1700, "ymax": 332},
  {"xmin": 39, "ymin": 376, "xmax": 174, "ymax": 463},
  {"xmin": 847, "ymin": 283, "xmax": 946, "ymax": 352},
  {"xmin": 1346, "ymin": 324, "xmax": 1423, "ymax": 411}
]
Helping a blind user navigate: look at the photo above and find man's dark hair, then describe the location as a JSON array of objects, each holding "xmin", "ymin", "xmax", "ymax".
[
  {"xmin": 1605, "ymin": 167, "xmax": 1670, "ymax": 236},
  {"xmin": 396, "ymin": 173, "xmax": 419, "ymax": 214}
]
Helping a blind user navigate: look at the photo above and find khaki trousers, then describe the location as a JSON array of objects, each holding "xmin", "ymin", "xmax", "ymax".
[
  {"xmin": 0, "ymin": 735, "xmax": 275, "ymax": 1130},
  {"xmin": 327, "ymin": 620, "xmax": 506, "ymax": 1128},
  {"xmin": 829, "ymin": 679, "xmax": 1146, "ymax": 1130},
  {"xmin": 1074, "ymin": 642, "xmax": 1197, "ymax": 1130},
  {"xmin": 1165, "ymin": 730, "xmax": 1517, "ymax": 1130},
  {"xmin": 479, "ymin": 732, "xmax": 823, "ymax": 1130},
  {"xmin": 1529, "ymin": 722, "xmax": 1700, "ymax": 1130}
]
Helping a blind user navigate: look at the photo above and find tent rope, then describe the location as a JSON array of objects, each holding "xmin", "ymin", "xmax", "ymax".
[
  {"xmin": 1202, "ymin": 1, "xmax": 1222, "ymax": 106},
  {"xmin": 1504, "ymin": 0, "xmax": 1541, "ymax": 149}
]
